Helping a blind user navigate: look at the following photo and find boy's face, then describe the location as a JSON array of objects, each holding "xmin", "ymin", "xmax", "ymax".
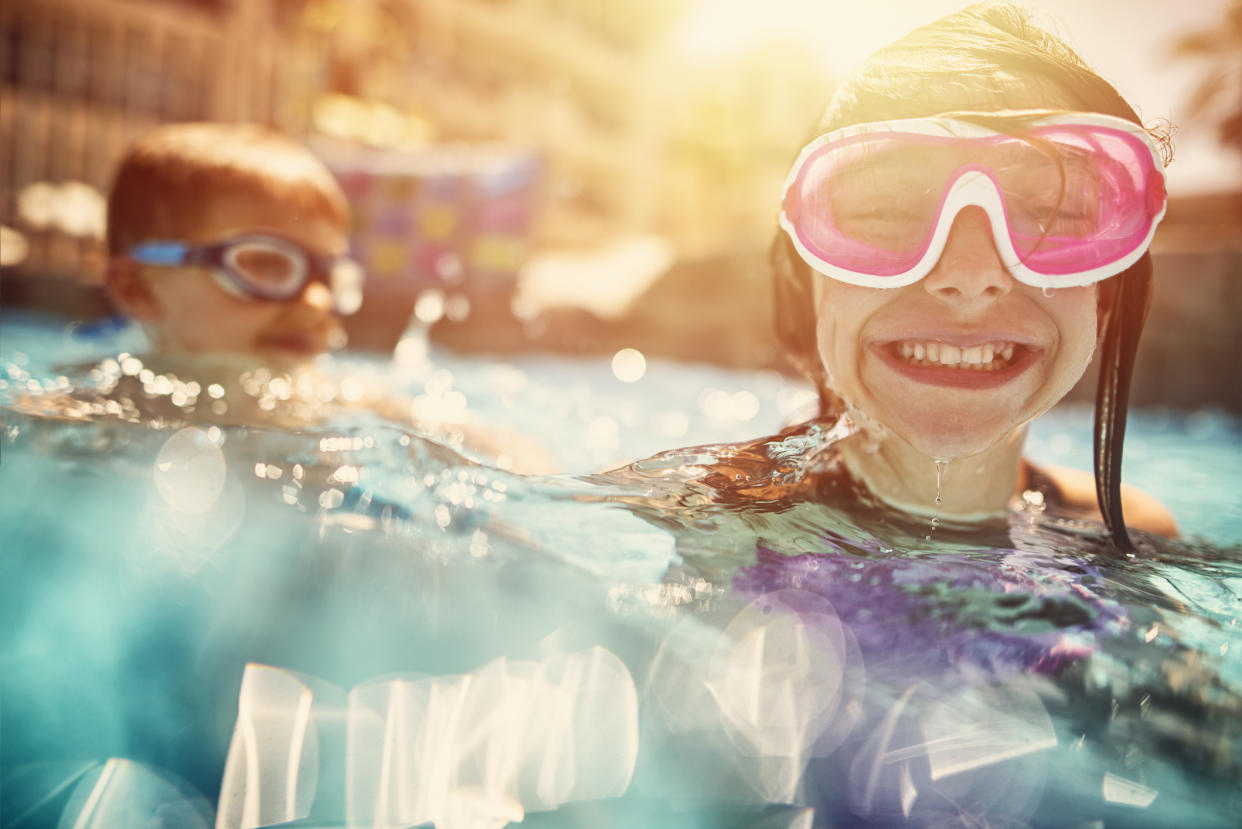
[{"xmin": 135, "ymin": 192, "xmax": 349, "ymax": 359}]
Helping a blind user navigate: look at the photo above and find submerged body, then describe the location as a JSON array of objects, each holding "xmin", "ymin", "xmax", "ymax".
[{"xmin": 591, "ymin": 419, "xmax": 1238, "ymax": 825}]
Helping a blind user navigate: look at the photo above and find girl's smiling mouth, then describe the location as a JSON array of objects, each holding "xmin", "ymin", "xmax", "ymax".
[{"xmin": 870, "ymin": 337, "xmax": 1043, "ymax": 389}]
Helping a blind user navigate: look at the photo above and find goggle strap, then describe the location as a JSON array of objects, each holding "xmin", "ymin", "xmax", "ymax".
[{"xmin": 128, "ymin": 241, "xmax": 190, "ymax": 267}]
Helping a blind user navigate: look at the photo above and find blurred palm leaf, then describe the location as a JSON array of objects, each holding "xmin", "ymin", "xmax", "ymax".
[{"xmin": 1170, "ymin": 0, "xmax": 1242, "ymax": 156}]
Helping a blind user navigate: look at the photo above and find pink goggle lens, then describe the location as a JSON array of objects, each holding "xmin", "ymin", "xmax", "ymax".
[{"xmin": 782, "ymin": 117, "xmax": 1166, "ymax": 285}]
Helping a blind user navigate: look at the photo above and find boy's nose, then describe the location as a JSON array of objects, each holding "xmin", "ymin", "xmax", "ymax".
[
  {"xmin": 299, "ymin": 281, "xmax": 334, "ymax": 312},
  {"xmin": 921, "ymin": 206, "xmax": 1014, "ymax": 306}
]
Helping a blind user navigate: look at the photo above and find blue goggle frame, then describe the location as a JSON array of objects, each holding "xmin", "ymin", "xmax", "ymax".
[{"xmin": 128, "ymin": 233, "xmax": 364, "ymax": 315}]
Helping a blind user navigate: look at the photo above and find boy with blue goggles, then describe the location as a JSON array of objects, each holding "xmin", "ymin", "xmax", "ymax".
[{"xmin": 128, "ymin": 233, "xmax": 364, "ymax": 315}]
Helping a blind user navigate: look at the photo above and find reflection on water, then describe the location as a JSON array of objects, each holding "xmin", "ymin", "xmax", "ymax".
[
  {"xmin": 215, "ymin": 650, "xmax": 636, "ymax": 829},
  {"xmin": 344, "ymin": 648, "xmax": 637, "ymax": 827},
  {"xmin": 55, "ymin": 759, "xmax": 213, "ymax": 829},
  {"xmin": 645, "ymin": 588, "xmax": 866, "ymax": 806},
  {"xmin": 2, "ymin": 336, "xmax": 1241, "ymax": 827}
]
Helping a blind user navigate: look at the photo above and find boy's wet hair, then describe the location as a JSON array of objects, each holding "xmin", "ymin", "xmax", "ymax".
[
  {"xmin": 106, "ymin": 122, "xmax": 348, "ymax": 256},
  {"xmin": 771, "ymin": 1, "xmax": 1167, "ymax": 550}
]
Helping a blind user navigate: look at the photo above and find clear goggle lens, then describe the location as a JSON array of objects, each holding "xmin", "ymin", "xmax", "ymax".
[{"xmin": 222, "ymin": 239, "xmax": 307, "ymax": 297}]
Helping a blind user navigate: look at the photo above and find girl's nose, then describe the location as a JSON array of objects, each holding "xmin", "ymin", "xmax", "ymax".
[{"xmin": 921, "ymin": 206, "xmax": 1014, "ymax": 306}]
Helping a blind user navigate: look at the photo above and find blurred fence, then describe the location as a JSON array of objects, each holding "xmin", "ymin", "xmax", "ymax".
[{"xmin": 0, "ymin": 0, "xmax": 301, "ymax": 284}]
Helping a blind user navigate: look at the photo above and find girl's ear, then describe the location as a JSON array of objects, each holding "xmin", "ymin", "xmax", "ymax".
[{"xmin": 105, "ymin": 257, "xmax": 161, "ymax": 321}]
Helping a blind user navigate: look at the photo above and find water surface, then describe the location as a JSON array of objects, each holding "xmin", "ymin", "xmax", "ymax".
[{"xmin": 2, "ymin": 311, "xmax": 1239, "ymax": 828}]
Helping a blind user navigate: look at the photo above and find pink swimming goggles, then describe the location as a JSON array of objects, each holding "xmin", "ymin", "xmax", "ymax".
[{"xmin": 779, "ymin": 111, "xmax": 1167, "ymax": 289}]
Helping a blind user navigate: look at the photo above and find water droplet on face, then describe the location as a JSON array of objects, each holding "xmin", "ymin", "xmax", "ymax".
[{"xmin": 1043, "ymin": 285, "xmax": 1055, "ymax": 298}]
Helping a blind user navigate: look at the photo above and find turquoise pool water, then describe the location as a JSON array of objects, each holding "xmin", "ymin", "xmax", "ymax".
[{"xmin": 2, "ymin": 310, "xmax": 1240, "ymax": 828}]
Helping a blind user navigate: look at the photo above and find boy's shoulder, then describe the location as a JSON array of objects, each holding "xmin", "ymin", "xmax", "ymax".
[{"xmin": 1036, "ymin": 462, "xmax": 1180, "ymax": 539}]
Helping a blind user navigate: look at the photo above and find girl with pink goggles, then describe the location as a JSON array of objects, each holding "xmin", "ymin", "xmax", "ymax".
[{"xmin": 779, "ymin": 111, "xmax": 1167, "ymax": 289}]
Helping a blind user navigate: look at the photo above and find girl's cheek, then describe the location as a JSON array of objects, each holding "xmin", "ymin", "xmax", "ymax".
[
  {"xmin": 815, "ymin": 313, "xmax": 840, "ymax": 390},
  {"xmin": 1056, "ymin": 290, "xmax": 1100, "ymax": 357}
]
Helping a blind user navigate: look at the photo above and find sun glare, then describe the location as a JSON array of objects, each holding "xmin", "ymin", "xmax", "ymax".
[{"xmin": 668, "ymin": 0, "xmax": 937, "ymax": 70}]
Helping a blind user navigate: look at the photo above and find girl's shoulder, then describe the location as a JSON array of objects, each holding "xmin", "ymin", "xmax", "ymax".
[{"xmin": 1033, "ymin": 462, "xmax": 1180, "ymax": 539}]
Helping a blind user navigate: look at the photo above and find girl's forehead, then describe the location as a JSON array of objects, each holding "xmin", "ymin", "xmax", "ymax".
[{"xmin": 840, "ymin": 74, "xmax": 1090, "ymax": 125}]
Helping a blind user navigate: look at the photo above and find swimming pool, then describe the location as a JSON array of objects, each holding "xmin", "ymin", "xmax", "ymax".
[{"xmin": 2, "ymin": 309, "xmax": 1240, "ymax": 828}]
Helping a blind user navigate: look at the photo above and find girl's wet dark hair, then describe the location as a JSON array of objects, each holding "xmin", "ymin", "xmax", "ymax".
[{"xmin": 772, "ymin": 2, "xmax": 1169, "ymax": 550}]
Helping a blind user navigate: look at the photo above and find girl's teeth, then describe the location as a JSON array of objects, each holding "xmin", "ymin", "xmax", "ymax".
[{"xmin": 895, "ymin": 341, "xmax": 1021, "ymax": 370}]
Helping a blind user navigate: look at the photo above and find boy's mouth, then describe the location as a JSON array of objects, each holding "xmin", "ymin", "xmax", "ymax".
[
  {"xmin": 872, "ymin": 339, "xmax": 1041, "ymax": 388},
  {"xmin": 256, "ymin": 330, "xmax": 325, "ymax": 355}
]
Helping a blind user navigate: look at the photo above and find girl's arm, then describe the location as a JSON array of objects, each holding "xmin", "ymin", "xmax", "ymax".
[{"xmin": 1039, "ymin": 463, "xmax": 1180, "ymax": 539}]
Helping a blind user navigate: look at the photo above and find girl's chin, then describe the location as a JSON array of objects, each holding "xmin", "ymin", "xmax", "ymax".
[
  {"xmin": 873, "ymin": 417, "xmax": 1016, "ymax": 462},
  {"xmin": 842, "ymin": 392, "xmax": 1027, "ymax": 461}
]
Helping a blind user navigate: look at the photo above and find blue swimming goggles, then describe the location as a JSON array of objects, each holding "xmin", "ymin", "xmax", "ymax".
[{"xmin": 128, "ymin": 233, "xmax": 365, "ymax": 315}]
